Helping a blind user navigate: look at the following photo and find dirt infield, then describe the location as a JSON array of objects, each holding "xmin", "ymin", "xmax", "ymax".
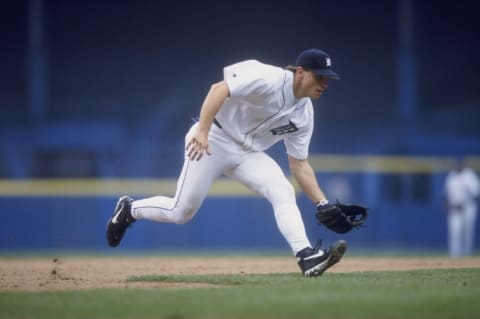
[{"xmin": 1, "ymin": 256, "xmax": 479, "ymax": 291}]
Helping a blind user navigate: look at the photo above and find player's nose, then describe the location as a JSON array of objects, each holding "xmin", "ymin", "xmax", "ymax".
[{"xmin": 318, "ymin": 77, "xmax": 328, "ymax": 88}]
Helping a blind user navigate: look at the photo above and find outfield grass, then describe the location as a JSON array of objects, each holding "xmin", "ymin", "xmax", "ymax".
[{"xmin": 0, "ymin": 268, "xmax": 478, "ymax": 319}]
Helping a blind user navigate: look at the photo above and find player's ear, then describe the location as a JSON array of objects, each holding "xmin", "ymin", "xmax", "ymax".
[{"xmin": 295, "ymin": 66, "xmax": 306, "ymax": 79}]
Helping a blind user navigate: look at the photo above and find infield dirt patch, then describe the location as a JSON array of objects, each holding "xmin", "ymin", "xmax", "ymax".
[{"xmin": 1, "ymin": 256, "xmax": 479, "ymax": 291}]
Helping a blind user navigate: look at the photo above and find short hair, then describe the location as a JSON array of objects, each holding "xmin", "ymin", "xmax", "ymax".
[{"xmin": 284, "ymin": 65, "xmax": 297, "ymax": 72}]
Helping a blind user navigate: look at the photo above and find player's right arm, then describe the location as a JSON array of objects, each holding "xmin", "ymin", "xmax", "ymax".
[{"xmin": 186, "ymin": 81, "xmax": 230, "ymax": 161}]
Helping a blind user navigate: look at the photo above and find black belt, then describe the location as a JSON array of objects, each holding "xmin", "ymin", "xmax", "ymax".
[{"xmin": 213, "ymin": 118, "xmax": 223, "ymax": 129}]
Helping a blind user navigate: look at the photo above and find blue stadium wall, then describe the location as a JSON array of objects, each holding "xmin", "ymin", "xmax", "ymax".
[
  {"xmin": 1, "ymin": 1, "xmax": 479, "ymax": 254},
  {"xmin": 2, "ymin": 156, "xmax": 479, "ymax": 253},
  {"xmin": 0, "ymin": 195, "xmax": 456, "ymax": 253}
]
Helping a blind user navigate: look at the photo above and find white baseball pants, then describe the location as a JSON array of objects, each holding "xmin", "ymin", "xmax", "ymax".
[
  {"xmin": 131, "ymin": 123, "xmax": 312, "ymax": 254},
  {"xmin": 447, "ymin": 203, "xmax": 477, "ymax": 257}
]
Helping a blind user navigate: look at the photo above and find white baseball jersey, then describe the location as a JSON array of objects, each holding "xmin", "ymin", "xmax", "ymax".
[
  {"xmin": 132, "ymin": 59, "xmax": 317, "ymax": 255},
  {"xmin": 215, "ymin": 59, "xmax": 314, "ymax": 160},
  {"xmin": 445, "ymin": 168, "xmax": 480, "ymax": 206}
]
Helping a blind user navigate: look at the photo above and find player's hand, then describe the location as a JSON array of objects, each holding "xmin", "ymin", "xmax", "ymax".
[{"xmin": 186, "ymin": 131, "xmax": 212, "ymax": 161}]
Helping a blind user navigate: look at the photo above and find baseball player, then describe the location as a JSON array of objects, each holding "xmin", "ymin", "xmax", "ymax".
[
  {"xmin": 107, "ymin": 48, "xmax": 347, "ymax": 277},
  {"xmin": 444, "ymin": 158, "xmax": 480, "ymax": 257}
]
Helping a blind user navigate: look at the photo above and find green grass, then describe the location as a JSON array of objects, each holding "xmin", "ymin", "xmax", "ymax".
[{"xmin": 1, "ymin": 269, "xmax": 479, "ymax": 319}]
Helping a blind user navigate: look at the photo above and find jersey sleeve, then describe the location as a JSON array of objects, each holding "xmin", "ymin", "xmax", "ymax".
[
  {"xmin": 283, "ymin": 102, "xmax": 314, "ymax": 160},
  {"xmin": 223, "ymin": 60, "xmax": 276, "ymax": 98}
]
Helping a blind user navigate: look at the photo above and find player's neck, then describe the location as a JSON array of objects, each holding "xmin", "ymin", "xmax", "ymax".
[{"xmin": 292, "ymin": 76, "xmax": 304, "ymax": 99}]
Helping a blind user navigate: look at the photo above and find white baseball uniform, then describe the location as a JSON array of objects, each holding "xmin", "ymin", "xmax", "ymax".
[
  {"xmin": 131, "ymin": 60, "xmax": 316, "ymax": 254},
  {"xmin": 444, "ymin": 167, "xmax": 480, "ymax": 257}
]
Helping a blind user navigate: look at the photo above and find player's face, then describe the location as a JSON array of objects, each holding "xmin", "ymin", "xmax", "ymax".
[{"xmin": 295, "ymin": 69, "xmax": 329, "ymax": 100}]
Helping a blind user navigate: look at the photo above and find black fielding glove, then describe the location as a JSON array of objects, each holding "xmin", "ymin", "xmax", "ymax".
[{"xmin": 315, "ymin": 200, "xmax": 368, "ymax": 233}]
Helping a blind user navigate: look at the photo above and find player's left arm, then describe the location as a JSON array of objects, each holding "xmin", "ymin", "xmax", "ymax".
[{"xmin": 288, "ymin": 155, "xmax": 327, "ymax": 205}]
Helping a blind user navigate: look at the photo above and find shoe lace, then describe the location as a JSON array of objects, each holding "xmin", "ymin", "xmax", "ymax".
[
  {"xmin": 313, "ymin": 239, "xmax": 324, "ymax": 251},
  {"xmin": 313, "ymin": 239, "xmax": 331, "ymax": 255}
]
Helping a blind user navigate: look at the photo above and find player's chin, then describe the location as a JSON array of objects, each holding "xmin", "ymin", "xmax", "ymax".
[{"xmin": 310, "ymin": 91, "xmax": 323, "ymax": 100}]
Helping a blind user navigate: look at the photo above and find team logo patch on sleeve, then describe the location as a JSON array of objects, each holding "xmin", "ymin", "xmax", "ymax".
[{"xmin": 270, "ymin": 121, "xmax": 298, "ymax": 135}]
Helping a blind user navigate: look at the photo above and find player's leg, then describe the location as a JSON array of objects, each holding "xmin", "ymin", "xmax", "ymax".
[
  {"xmin": 131, "ymin": 125, "xmax": 226, "ymax": 224},
  {"xmin": 463, "ymin": 205, "xmax": 477, "ymax": 256},
  {"xmin": 447, "ymin": 211, "xmax": 462, "ymax": 257},
  {"xmin": 131, "ymin": 160, "xmax": 215, "ymax": 223},
  {"xmin": 227, "ymin": 152, "xmax": 346, "ymax": 276},
  {"xmin": 226, "ymin": 151, "xmax": 312, "ymax": 254},
  {"xmin": 106, "ymin": 123, "xmax": 227, "ymax": 247}
]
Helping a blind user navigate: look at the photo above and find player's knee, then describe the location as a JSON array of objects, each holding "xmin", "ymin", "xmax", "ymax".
[
  {"xmin": 171, "ymin": 205, "xmax": 198, "ymax": 224},
  {"xmin": 274, "ymin": 181, "xmax": 295, "ymax": 199},
  {"xmin": 268, "ymin": 180, "xmax": 296, "ymax": 204},
  {"xmin": 172, "ymin": 216, "xmax": 192, "ymax": 224},
  {"xmin": 171, "ymin": 213, "xmax": 193, "ymax": 224}
]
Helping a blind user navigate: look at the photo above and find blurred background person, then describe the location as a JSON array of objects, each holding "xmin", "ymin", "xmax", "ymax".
[{"xmin": 443, "ymin": 158, "xmax": 480, "ymax": 257}]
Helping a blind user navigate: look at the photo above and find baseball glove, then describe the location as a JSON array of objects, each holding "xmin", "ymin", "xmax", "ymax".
[{"xmin": 316, "ymin": 200, "xmax": 368, "ymax": 233}]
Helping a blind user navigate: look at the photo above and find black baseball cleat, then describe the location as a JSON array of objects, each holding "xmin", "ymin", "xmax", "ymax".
[
  {"xmin": 106, "ymin": 196, "xmax": 136, "ymax": 247},
  {"xmin": 296, "ymin": 240, "xmax": 347, "ymax": 277}
]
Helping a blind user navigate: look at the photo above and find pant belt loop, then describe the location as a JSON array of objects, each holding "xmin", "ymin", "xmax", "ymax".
[{"xmin": 213, "ymin": 118, "xmax": 223, "ymax": 129}]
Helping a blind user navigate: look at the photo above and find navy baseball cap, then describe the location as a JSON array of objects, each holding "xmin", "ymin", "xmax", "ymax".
[{"xmin": 295, "ymin": 49, "xmax": 340, "ymax": 80}]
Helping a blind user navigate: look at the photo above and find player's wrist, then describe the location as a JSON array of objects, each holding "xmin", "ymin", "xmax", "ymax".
[
  {"xmin": 196, "ymin": 125, "xmax": 210, "ymax": 133},
  {"xmin": 315, "ymin": 199, "xmax": 329, "ymax": 207}
]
